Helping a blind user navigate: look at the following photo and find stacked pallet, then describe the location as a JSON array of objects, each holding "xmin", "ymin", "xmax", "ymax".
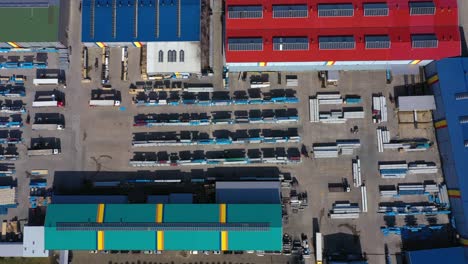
[
  {"xmin": 309, "ymin": 93, "xmax": 363, "ymax": 123},
  {"xmin": 376, "ymin": 127, "xmax": 391, "ymax": 152},
  {"xmin": 379, "ymin": 163, "xmax": 408, "ymax": 178},
  {"xmin": 380, "ymin": 186, "xmax": 398, "ymax": 197},
  {"xmin": 330, "ymin": 202, "xmax": 360, "ymax": 219},
  {"xmin": 313, "ymin": 140, "xmax": 360, "ymax": 158},
  {"xmin": 313, "ymin": 145, "xmax": 339, "ymax": 158},
  {"xmin": 309, "ymin": 98, "xmax": 319, "ymax": 123},
  {"xmin": 372, "ymin": 95, "xmax": 388, "ymax": 123},
  {"xmin": 408, "ymin": 162, "xmax": 438, "ymax": 174},
  {"xmin": 0, "ymin": 187, "xmax": 16, "ymax": 206},
  {"xmin": 361, "ymin": 186, "xmax": 368, "ymax": 213},
  {"xmin": 352, "ymin": 158, "xmax": 362, "ymax": 187},
  {"xmin": 398, "ymin": 184, "xmax": 425, "ymax": 195},
  {"xmin": 286, "ymin": 76, "xmax": 298, "ymax": 87}
]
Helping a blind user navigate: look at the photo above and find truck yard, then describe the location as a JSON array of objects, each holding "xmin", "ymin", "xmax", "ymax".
[
  {"xmin": 0, "ymin": 43, "xmax": 451, "ymax": 264},
  {"xmin": 0, "ymin": 0, "xmax": 460, "ymax": 263}
]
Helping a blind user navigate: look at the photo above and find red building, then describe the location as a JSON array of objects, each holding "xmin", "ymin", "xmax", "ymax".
[{"xmin": 225, "ymin": 0, "xmax": 461, "ymax": 70}]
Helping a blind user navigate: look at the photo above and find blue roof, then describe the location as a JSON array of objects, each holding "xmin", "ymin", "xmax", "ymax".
[
  {"xmin": 82, "ymin": 0, "xmax": 200, "ymax": 42},
  {"xmin": 434, "ymin": 58, "xmax": 468, "ymax": 194},
  {"xmin": 52, "ymin": 195, "xmax": 128, "ymax": 204},
  {"xmin": 406, "ymin": 247, "xmax": 465, "ymax": 264}
]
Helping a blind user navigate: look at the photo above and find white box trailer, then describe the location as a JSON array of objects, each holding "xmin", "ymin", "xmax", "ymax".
[
  {"xmin": 27, "ymin": 149, "xmax": 60, "ymax": 156},
  {"xmin": 31, "ymin": 124, "xmax": 64, "ymax": 130},
  {"xmin": 315, "ymin": 233, "xmax": 322, "ymax": 264},
  {"xmin": 33, "ymin": 78, "xmax": 59, "ymax": 85},
  {"xmin": 89, "ymin": 100, "xmax": 120, "ymax": 106},
  {"xmin": 32, "ymin": 101, "xmax": 62, "ymax": 107}
]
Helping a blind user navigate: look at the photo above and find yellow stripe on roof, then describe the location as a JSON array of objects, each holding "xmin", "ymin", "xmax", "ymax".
[
  {"xmin": 219, "ymin": 204, "xmax": 226, "ymax": 223},
  {"xmin": 156, "ymin": 204, "xmax": 163, "ymax": 223},
  {"xmin": 461, "ymin": 237, "xmax": 468, "ymax": 246},
  {"xmin": 97, "ymin": 204, "xmax": 105, "ymax": 223},
  {"xmin": 7, "ymin": 42, "xmax": 19, "ymax": 48},
  {"xmin": 97, "ymin": 231, "xmax": 105, "ymax": 250},
  {"xmin": 221, "ymin": 231, "xmax": 228, "ymax": 251},
  {"xmin": 448, "ymin": 189, "xmax": 461, "ymax": 196},
  {"xmin": 157, "ymin": 231, "xmax": 164, "ymax": 250},
  {"xmin": 427, "ymin": 74, "xmax": 439, "ymax": 85}
]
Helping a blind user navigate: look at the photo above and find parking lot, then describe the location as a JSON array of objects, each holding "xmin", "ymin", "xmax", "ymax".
[{"xmin": 0, "ymin": 1, "xmax": 452, "ymax": 263}]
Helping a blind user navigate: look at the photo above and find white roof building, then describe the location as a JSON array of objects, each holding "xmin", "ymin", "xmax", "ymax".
[{"xmin": 147, "ymin": 42, "xmax": 201, "ymax": 74}]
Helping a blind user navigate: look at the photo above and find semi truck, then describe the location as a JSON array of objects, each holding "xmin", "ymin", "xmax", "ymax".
[
  {"xmin": 31, "ymin": 124, "xmax": 64, "ymax": 130},
  {"xmin": 89, "ymin": 99, "xmax": 120, "ymax": 106},
  {"xmin": 27, "ymin": 148, "xmax": 60, "ymax": 156},
  {"xmin": 32, "ymin": 94, "xmax": 64, "ymax": 107},
  {"xmin": 33, "ymin": 78, "xmax": 59, "ymax": 85},
  {"xmin": 328, "ymin": 179, "xmax": 351, "ymax": 192}
]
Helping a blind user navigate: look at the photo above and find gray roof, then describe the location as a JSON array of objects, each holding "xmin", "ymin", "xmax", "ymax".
[
  {"xmin": 398, "ymin": 95, "xmax": 436, "ymax": 111},
  {"xmin": 0, "ymin": 243, "xmax": 23, "ymax": 257},
  {"xmin": 23, "ymin": 226, "xmax": 49, "ymax": 257},
  {"xmin": 216, "ymin": 181, "xmax": 281, "ymax": 204}
]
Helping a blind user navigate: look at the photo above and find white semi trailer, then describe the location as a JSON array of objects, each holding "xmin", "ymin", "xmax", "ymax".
[
  {"xmin": 89, "ymin": 100, "xmax": 120, "ymax": 106},
  {"xmin": 27, "ymin": 149, "xmax": 60, "ymax": 156},
  {"xmin": 31, "ymin": 124, "xmax": 64, "ymax": 130},
  {"xmin": 33, "ymin": 79, "xmax": 59, "ymax": 85}
]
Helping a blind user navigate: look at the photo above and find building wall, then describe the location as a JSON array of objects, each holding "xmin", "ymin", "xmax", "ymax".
[
  {"xmin": 425, "ymin": 59, "xmax": 468, "ymax": 254},
  {"xmin": 226, "ymin": 0, "xmax": 460, "ymax": 69},
  {"xmin": 147, "ymin": 42, "xmax": 201, "ymax": 74}
]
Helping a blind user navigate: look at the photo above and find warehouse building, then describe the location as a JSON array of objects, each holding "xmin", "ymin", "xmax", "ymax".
[
  {"xmin": 82, "ymin": 0, "xmax": 201, "ymax": 47},
  {"xmin": 0, "ymin": 0, "xmax": 66, "ymax": 49},
  {"xmin": 405, "ymin": 247, "xmax": 465, "ymax": 264},
  {"xmin": 424, "ymin": 58, "xmax": 468, "ymax": 257},
  {"xmin": 225, "ymin": 0, "xmax": 461, "ymax": 71},
  {"xmin": 45, "ymin": 203, "xmax": 282, "ymax": 251}
]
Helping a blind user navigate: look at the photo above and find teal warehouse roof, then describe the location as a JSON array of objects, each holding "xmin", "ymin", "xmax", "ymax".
[{"xmin": 45, "ymin": 203, "xmax": 282, "ymax": 251}]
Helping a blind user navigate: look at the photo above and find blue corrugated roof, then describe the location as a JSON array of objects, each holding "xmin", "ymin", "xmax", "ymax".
[
  {"xmin": 82, "ymin": 0, "xmax": 200, "ymax": 42},
  {"xmin": 406, "ymin": 247, "xmax": 465, "ymax": 264},
  {"xmin": 435, "ymin": 58, "xmax": 468, "ymax": 195},
  {"xmin": 52, "ymin": 195, "xmax": 128, "ymax": 204}
]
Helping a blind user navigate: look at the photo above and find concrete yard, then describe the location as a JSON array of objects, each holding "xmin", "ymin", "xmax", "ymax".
[
  {"xmin": 0, "ymin": 1, "xmax": 451, "ymax": 263},
  {"xmin": 2, "ymin": 62, "xmax": 448, "ymax": 264}
]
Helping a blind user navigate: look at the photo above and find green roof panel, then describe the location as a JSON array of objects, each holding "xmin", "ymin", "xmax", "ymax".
[
  {"xmin": 0, "ymin": 6, "xmax": 60, "ymax": 42},
  {"xmin": 45, "ymin": 203, "xmax": 282, "ymax": 251},
  {"xmin": 104, "ymin": 204, "xmax": 156, "ymax": 222},
  {"xmin": 45, "ymin": 204, "xmax": 98, "ymax": 250},
  {"xmin": 105, "ymin": 231, "xmax": 156, "ymax": 250},
  {"xmin": 227, "ymin": 204, "xmax": 282, "ymax": 251}
]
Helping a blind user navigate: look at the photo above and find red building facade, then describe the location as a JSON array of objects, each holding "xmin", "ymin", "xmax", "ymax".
[{"xmin": 225, "ymin": 0, "xmax": 461, "ymax": 69}]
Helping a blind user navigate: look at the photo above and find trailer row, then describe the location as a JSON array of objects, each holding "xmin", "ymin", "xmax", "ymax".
[
  {"xmin": 0, "ymin": 75, "xmax": 25, "ymax": 85},
  {"xmin": 134, "ymin": 96, "xmax": 298, "ymax": 107},
  {"xmin": 132, "ymin": 135, "xmax": 300, "ymax": 147},
  {"xmin": 380, "ymin": 183, "xmax": 442, "ymax": 197},
  {"xmin": 134, "ymin": 110, "xmax": 299, "ymax": 127},
  {"xmin": 130, "ymin": 148, "xmax": 301, "ymax": 167},
  {"xmin": 129, "ymin": 81, "xmax": 214, "ymax": 94},
  {"xmin": 379, "ymin": 161, "xmax": 437, "ymax": 178},
  {"xmin": 377, "ymin": 127, "xmax": 431, "ymax": 152},
  {"xmin": 0, "ymin": 62, "xmax": 46, "ymax": 69},
  {"xmin": 0, "ymin": 86, "xmax": 25, "ymax": 97},
  {"xmin": 0, "ymin": 105, "xmax": 26, "ymax": 114},
  {"xmin": 378, "ymin": 203, "xmax": 450, "ymax": 216},
  {"xmin": 381, "ymin": 224, "xmax": 444, "ymax": 236}
]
